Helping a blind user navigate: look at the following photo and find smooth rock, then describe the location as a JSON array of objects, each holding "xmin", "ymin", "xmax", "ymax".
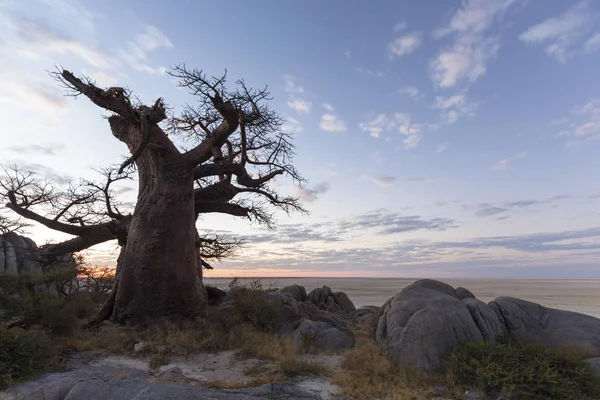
[
  {"xmin": 292, "ymin": 319, "xmax": 353, "ymax": 352},
  {"xmin": 375, "ymin": 279, "xmax": 483, "ymax": 372},
  {"xmin": 280, "ymin": 285, "xmax": 307, "ymax": 302},
  {"xmin": 158, "ymin": 366, "xmax": 185, "ymax": 382},
  {"xmin": 456, "ymin": 287, "xmax": 475, "ymax": 300},
  {"xmin": 333, "ymin": 292, "xmax": 356, "ymax": 313},
  {"xmin": 491, "ymin": 296, "xmax": 600, "ymax": 354},
  {"xmin": 463, "ymin": 298, "xmax": 505, "ymax": 343}
]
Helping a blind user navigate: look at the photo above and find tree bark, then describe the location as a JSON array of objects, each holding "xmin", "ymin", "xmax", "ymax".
[{"xmin": 107, "ymin": 122, "xmax": 206, "ymax": 325}]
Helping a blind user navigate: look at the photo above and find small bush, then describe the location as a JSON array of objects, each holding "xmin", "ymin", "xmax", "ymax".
[
  {"xmin": 0, "ymin": 327, "xmax": 59, "ymax": 390},
  {"xmin": 227, "ymin": 278, "xmax": 280, "ymax": 332},
  {"xmin": 445, "ymin": 335, "xmax": 600, "ymax": 400}
]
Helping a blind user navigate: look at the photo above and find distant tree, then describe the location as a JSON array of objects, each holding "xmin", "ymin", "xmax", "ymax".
[{"xmin": 0, "ymin": 65, "xmax": 304, "ymax": 325}]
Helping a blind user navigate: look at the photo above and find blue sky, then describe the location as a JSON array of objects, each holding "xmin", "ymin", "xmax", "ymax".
[{"xmin": 1, "ymin": 0, "xmax": 599, "ymax": 278}]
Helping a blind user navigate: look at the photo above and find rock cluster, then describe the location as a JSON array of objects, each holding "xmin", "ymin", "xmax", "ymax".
[
  {"xmin": 0, "ymin": 233, "xmax": 44, "ymax": 274},
  {"xmin": 376, "ymin": 279, "xmax": 600, "ymax": 372},
  {"xmin": 213, "ymin": 283, "xmax": 380, "ymax": 353},
  {"xmin": 0, "ymin": 233, "xmax": 74, "ymax": 275}
]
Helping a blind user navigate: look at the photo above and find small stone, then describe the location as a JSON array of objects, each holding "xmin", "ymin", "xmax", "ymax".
[
  {"xmin": 432, "ymin": 384, "xmax": 449, "ymax": 397},
  {"xmin": 465, "ymin": 389, "xmax": 488, "ymax": 400},
  {"xmin": 157, "ymin": 367, "xmax": 184, "ymax": 382},
  {"xmin": 133, "ymin": 342, "xmax": 145, "ymax": 352}
]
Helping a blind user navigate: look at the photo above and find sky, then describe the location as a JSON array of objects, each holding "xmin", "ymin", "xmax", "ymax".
[{"xmin": 1, "ymin": 0, "xmax": 599, "ymax": 278}]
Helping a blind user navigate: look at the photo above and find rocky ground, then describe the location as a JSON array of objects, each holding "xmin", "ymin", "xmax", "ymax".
[
  {"xmin": 3, "ymin": 279, "xmax": 600, "ymax": 400},
  {"xmin": 1, "ymin": 351, "xmax": 342, "ymax": 400}
]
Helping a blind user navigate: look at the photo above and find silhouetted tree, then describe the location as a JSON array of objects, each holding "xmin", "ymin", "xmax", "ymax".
[{"xmin": 1, "ymin": 65, "xmax": 304, "ymax": 325}]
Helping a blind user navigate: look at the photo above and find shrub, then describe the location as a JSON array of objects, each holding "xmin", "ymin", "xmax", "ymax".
[
  {"xmin": 445, "ymin": 334, "xmax": 600, "ymax": 400},
  {"xmin": 0, "ymin": 326, "xmax": 59, "ymax": 390},
  {"xmin": 227, "ymin": 278, "xmax": 280, "ymax": 332}
]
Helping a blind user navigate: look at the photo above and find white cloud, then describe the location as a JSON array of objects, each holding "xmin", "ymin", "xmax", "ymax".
[
  {"xmin": 399, "ymin": 86, "xmax": 424, "ymax": 102},
  {"xmin": 520, "ymin": 1, "xmax": 597, "ymax": 62},
  {"xmin": 492, "ymin": 151, "xmax": 528, "ymax": 171},
  {"xmin": 344, "ymin": 49, "xmax": 351, "ymax": 58},
  {"xmin": 287, "ymin": 96, "xmax": 312, "ymax": 113},
  {"xmin": 371, "ymin": 175, "xmax": 396, "ymax": 188},
  {"xmin": 359, "ymin": 113, "xmax": 423, "ymax": 148},
  {"xmin": 282, "ymin": 116, "xmax": 304, "ymax": 134},
  {"xmin": 322, "ymin": 103, "xmax": 335, "ymax": 112},
  {"xmin": 394, "ymin": 21, "xmax": 407, "ymax": 32},
  {"xmin": 431, "ymin": 0, "xmax": 517, "ymax": 88},
  {"xmin": 436, "ymin": 144, "xmax": 448, "ymax": 153},
  {"xmin": 134, "ymin": 25, "xmax": 173, "ymax": 52},
  {"xmin": 319, "ymin": 113, "xmax": 346, "ymax": 132},
  {"xmin": 394, "ymin": 113, "xmax": 422, "ymax": 149},
  {"xmin": 388, "ymin": 33, "xmax": 421, "ymax": 58},
  {"xmin": 359, "ymin": 114, "xmax": 395, "ymax": 138},
  {"xmin": 9, "ymin": 16, "xmax": 120, "ymax": 69},
  {"xmin": 0, "ymin": 79, "xmax": 68, "ymax": 116},
  {"xmin": 556, "ymin": 99, "xmax": 600, "ymax": 145},
  {"xmin": 295, "ymin": 182, "xmax": 330, "ymax": 202},
  {"xmin": 283, "ymin": 74, "xmax": 304, "ymax": 94},
  {"xmin": 356, "ymin": 67, "xmax": 386, "ymax": 78},
  {"xmin": 119, "ymin": 25, "xmax": 172, "ymax": 75},
  {"xmin": 433, "ymin": 93, "xmax": 479, "ymax": 124},
  {"xmin": 584, "ymin": 32, "xmax": 600, "ymax": 53}
]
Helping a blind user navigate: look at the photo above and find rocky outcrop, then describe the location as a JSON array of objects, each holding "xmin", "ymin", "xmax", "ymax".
[
  {"xmin": 291, "ymin": 318, "xmax": 354, "ymax": 352},
  {"xmin": 490, "ymin": 296, "xmax": 600, "ymax": 355},
  {"xmin": 280, "ymin": 284, "xmax": 307, "ymax": 303},
  {"xmin": 0, "ymin": 233, "xmax": 73, "ymax": 275},
  {"xmin": 306, "ymin": 286, "xmax": 356, "ymax": 314},
  {"xmin": 376, "ymin": 279, "xmax": 600, "ymax": 372},
  {"xmin": 375, "ymin": 279, "xmax": 491, "ymax": 372}
]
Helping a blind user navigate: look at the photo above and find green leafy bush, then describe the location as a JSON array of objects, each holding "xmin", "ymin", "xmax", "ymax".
[
  {"xmin": 445, "ymin": 335, "xmax": 600, "ymax": 400},
  {"xmin": 0, "ymin": 327, "xmax": 59, "ymax": 390}
]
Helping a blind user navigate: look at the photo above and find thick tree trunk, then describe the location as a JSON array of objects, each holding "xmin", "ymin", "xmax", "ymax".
[{"xmin": 109, "ymin": 143, "xmax": 206, "ymax": 325}]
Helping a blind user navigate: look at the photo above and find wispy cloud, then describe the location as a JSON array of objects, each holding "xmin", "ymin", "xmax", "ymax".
[
  {"xmin": 492, "ymin": 151, "xmax": 528, "ymax": 171},
  {"xmin": 118, "ymin": 25, "xmax": 173, "ymax": 74},
  {"xmin": 436, "ymin": 144, "xmax": 448, "ymax": 153},
  {"xmin": 295, "ymin": 182, "xmax": 331, "ymax": 203},
  {"xmin": 467, "ymin": 195, "xmax": 570, "ymax": 219},
  {"xmin": 283, "ymin": 74, "xmax": 305, "ymax": 94},
  {"xmin": 319, "ymin": 113, "xmax": 346, "ymax": 132},
  {"xmin": 0, "ymin": 79, "xmax": 68, "ymax": 116},
  {"xmin": 282, "ymin": 116, "xmax": 304, "ymax": 134},
  {"xmin": 399, "ymin": 86, "xmax": 424, "ymax": 102},
  {"xmin": 388, "ymin": 33, "xmax": 421, "ymax": 58},
  {"xmin": 364, "ymin": 175, "xmax": 396, "ymax": 188},
  {"xmin": 433, "ymin": 93, "xmax": 479, "ymax": 124},
  {"xmin": 359, "ymin": 113, "xmax": 423, "ymax": 148},
  {"xmin": 556, "ymin": 98, "xmax": 600, "ymax": 145},
  {"xmin": 520, "ymin": 1, "xmax": 598, "ymax": 62},
  {"xmin": 431, "ymin": 0, "xmax": 517, "ymax": 88},
  {"xmin": 8, "ymin": 143, "xmax": 65, "ymax": 156},
  {"xmin": 356, "ymin": 67, "xmax": 386, "ymax": 78},
  {"xmin": 287, "ymin": 97, "xmax": 312, "ymax": 113},
  {"xmin": 394, "ymin": 21, "xmax": 407, "ymax": 32}
]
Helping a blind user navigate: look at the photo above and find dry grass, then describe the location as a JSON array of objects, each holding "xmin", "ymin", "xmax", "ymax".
[
  {"xmin": 200, "ymin": 374, "xmax": 282, "ymax": 389},
  {"xmin": 332, "ymin": 325, "xmax": 458, "ymax": 400}
]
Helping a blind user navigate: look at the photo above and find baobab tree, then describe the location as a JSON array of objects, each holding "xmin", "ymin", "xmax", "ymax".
[{"xmin": 1, "ymin": 65, "xmax": 304, "ymax": 325}]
